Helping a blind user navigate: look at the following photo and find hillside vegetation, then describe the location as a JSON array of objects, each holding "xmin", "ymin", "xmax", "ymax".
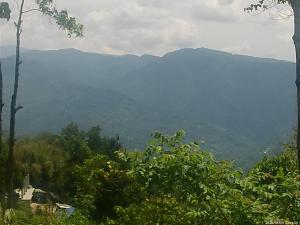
[{"xmin": 1, "ymin": 126, "xmax": 299, "ymax": 225}]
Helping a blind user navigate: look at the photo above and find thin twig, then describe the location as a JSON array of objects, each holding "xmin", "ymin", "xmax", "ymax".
[
  {"xmin": 14, "ymin": 0, "xmax": 20, "ymax": 11},
  {"xmin": 22, "ymin": 8, "xmax": 40, "ymax": 14}
]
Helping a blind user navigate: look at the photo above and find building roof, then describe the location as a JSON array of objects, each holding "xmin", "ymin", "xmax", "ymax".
[
  {"xmin": 56, "ymin": 203, "xmax": 73, "ymax": 209},
  {"xmin": 33, "ymin": 189, "xmax": 47, "ymax": 194}
]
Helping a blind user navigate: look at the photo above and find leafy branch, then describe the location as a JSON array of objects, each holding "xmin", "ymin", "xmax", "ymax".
[
  {"xmin": 245, "ymin": 0, "xmax": 290, "ymax": 12},
  {"xmin": 36, "ymin": 0, "xmax": 83, "ymax": 37}
]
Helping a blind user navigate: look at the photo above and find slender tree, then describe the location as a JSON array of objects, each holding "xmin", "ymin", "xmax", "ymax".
[
  {"xmin": 5, "ymin": 0, "xmax": 83, "ymax": 208},
  {"xmin": 246, "ymin": 0, "xmax": 300, "ymax": 172},
  {"xmin": 0, "ymin": 61, "xmax": 3, "ymax": 209},
  {"xmin": 0, "ymin": 1, "xmax": 11, "ymax": 209}
]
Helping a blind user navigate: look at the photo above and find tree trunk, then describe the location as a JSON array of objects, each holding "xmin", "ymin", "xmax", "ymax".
[
  {"xmin": 291, "ymin": 0, "xmax": 300, "ymax": 172},
  {"xmin": 6, "ymin": 0, "xmax": 25, "ymax": 208},
  {"xmin": 0, "ymin": 60, "xmax": 3, "ymax": 208}
]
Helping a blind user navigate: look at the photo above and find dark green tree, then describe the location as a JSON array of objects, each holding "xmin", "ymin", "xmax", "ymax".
[
  {"xmin": 86, "ymin": 126, "xmax": 103, "ymax": 153},
  {"xmin": 86, "ymin": 126, "xmax": 122, "ymax": 157},
  {"xmin": 74, "ymin": 154, "xmax": 133, "ymax": 222},
  {"xmin": 246, "ymin": 0, "xmax": 300, "ymax": 172},
  {"xmin": 61, "ymin": 123, "xmax": 90, "ymax": 164},
  {"xmin": 5, "ymin": 0, "xmax": 83, "ymax": 208}
]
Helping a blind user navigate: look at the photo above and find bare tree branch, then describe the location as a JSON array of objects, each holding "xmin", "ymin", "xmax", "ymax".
[
  {"xmin": 22, "ymin": 8, "xmax": 40, "ymax": 14},
  {"xmin": 14, "ymin": 106, "xmax": 23, "ymax": 113}
]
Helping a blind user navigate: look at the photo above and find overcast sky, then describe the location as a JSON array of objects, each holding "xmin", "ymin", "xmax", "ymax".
[{"xmin": 0, "ymin": 0, "xmax": 295, "ymax": 61}]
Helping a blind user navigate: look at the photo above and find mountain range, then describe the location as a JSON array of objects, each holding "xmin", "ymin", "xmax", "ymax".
[{"xmin": 0, "ymin": 47, "xmax": 296, "ymax": 167}]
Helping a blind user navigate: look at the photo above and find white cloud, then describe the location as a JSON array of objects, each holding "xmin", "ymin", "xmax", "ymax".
[
  {"xmin": 0, "ymin": 0, "xmax": 295, "ymax": 61},
  {"xmin": 221, "ymin": 41, "xmax": 251, "ymax": 55}
]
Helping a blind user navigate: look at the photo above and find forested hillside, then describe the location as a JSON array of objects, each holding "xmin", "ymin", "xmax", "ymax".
[
  {"xmin": 1, "ymin": 47, "xmax": 296, "ymax": 166},
  {"xmin": 4, "ymin": 129, "xmax": 300, "ymax": 225}
]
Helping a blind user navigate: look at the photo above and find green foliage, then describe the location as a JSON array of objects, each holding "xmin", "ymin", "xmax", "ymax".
[
  {"xmin": 241, "ymin": 147, "xmax": 300, "ymax": 222},
  {"xmin": 0, "ymin": 141, "xmax": 8, "ymax": 203},
  {"xmin": 0, "ymin": 200, "xmax": 92, "ymax": 225},
  {"xmin": 86, "ymin": 126, "xmax": 122, "ymax": 157},
  {"xmin": 100, "ymin": 132, "xmax": 300, "ymax": 225},
  {"xmin": 60, "ymin": 123, "xmax": 122, "ymax": 164},
  {"xmin": 13, "ymin": 123, "xmax": 122, "ymax": 201},
  {"xmin": 3, "ymin": 209, "xmax": 15, "ymax": 225},
  {"xmin": 14, "ymin": 135, "xmax": 67, "ymax": 194},
  {"xmin": 36, "ymin": 0, "xmax": 83, "ymax": 37},
  {"xmin": 5, "ymin": 201, "xmax": 44, "ymax": 225},
  {"xmin": 73, "ymin": 154, "xmax": 133, "ymax": 221},
  {"xmin": 61, "ymin": 123, "xmax": 91, "ymax": 164},
  {"xmin": 0, "ymin": 2, "xmax": 10, "ymax": 21},
  {"xmin": 245, "ymin": 0, "xmax": 290, "ymax": 12},
  {"xmin": 86, "ymin": 126, "xmax": 103, "ymax": 153},
  {"xmin": 5, "ymin": 129, "xmax": 300, "ymax": 225},
  {"xmin": 50, "ymin": 212, "xmax": 94, "ymax": 225},
  {"xmin": 103, "ymin": 196, "xmax": 197, "ymax": 225},
  {"xmin": 103, "ymin": 131, "xmax": 243, "ymax": 225}
]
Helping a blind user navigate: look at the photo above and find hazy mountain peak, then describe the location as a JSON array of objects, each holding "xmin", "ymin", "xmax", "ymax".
[{"xmin": 163, "ymin": 47, "xmax": 233, "ymax": 58}]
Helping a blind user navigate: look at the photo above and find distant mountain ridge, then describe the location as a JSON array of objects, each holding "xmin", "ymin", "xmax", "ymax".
[{"xmin": 0, "ymin": 46, "xmax": 296, "ymax": 167}]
